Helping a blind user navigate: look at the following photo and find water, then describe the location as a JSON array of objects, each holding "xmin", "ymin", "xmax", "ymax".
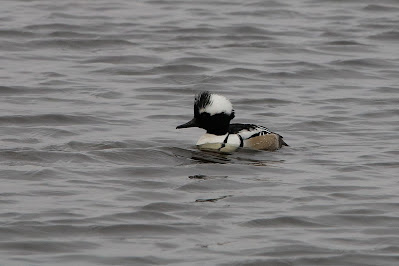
[{"xmin": 1, "ymin": 0, "xmax": 399, "ymax": 265}]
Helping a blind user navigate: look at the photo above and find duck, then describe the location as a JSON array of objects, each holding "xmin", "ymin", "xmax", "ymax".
[{"xmin": 176, "ymin": 91, "xmax": 288, "ymax": 152}]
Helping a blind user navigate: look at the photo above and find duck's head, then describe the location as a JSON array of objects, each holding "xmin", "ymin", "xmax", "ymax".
[{"xmin": 176, "ymin": 91, "xmax": 235, "ymax": 135}]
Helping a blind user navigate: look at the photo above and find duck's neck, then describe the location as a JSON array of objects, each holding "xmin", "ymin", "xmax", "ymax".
[
  {"xmin": 206, "ymin": 127, "xmax": 229, "ymax": 136},
  {"xmin": 200, "ymin": 114, "xmax": 232, "ymax": 135}
]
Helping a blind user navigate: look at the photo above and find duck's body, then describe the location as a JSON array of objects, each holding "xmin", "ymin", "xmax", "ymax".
[
  {"xmin": 176, "ymin": 92, "xmax": 288, "ymax": 152},
  {"xmin": 196, "ymin": 124, "xmax": 286, "ymax": 152}
]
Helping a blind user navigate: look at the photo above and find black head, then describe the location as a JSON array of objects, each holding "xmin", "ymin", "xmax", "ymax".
[{"xmin": 176, "ymin": 91, "xmax": 235, "ymax": 135}]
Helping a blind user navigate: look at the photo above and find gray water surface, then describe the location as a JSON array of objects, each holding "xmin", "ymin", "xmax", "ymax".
[{"xmin": 1, "ymin": 0, "xmax": 399, "ymax": 265}]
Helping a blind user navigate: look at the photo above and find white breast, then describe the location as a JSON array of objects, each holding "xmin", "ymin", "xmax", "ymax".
[
  {"xmin": 196, "ymin": 133, "xmax": 241, "ymax": 146},
  {"xmin": 196, "ymin": 133, "xmax": 241, "ymax": 153},
  {"xmin": 197, "ymin": 133, "xmax": 226, "ymax": 146}
]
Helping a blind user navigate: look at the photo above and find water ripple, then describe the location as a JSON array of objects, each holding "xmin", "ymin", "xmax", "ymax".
[{"xmin": 1, "ymin": 0, "xmax": 399, "ymax": 265}]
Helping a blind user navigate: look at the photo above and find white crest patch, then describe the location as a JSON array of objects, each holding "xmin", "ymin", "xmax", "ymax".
[{"xmin": 199, "ymin": 94, "xmax": 233, "ymax": 116}]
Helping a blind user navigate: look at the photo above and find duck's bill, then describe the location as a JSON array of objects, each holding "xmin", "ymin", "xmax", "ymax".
[{"xmin": 176, "ymin": 118, "xmax": 198, "ymax": 129}]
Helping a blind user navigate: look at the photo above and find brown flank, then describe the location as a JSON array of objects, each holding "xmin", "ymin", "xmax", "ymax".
[{"xmin": 244, "ymin": 133, "xmax": 284, "ymax": 151}]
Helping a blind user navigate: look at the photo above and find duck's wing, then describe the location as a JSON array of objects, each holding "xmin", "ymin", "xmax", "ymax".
[
  {"xmin": 229, "ymin": 123, "xmax": 272, "ymax": 138},
  {"xmin": 229, "ymin": 123, "xmax": 288, "ymax": 147}
]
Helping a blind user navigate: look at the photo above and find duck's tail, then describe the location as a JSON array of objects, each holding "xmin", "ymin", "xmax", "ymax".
[{"xmin": 279, "ymin": 135, "xmax": 289, "ymax": 147}]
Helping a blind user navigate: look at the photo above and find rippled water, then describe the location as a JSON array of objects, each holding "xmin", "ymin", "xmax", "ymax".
[{"xmin": 1, "ymin": 0, "xmax": 399, "ymax": 265}]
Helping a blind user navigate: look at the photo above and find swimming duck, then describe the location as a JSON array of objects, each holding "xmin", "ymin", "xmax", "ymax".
[{"xmin": 176, "ymin": 91, "xmax": 288, "ymax": 152}]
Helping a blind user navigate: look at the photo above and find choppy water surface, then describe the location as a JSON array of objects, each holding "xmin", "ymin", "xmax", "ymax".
[{"xmin": 1, "ymin": 0, "xmax": 399, "ymax": 265}]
